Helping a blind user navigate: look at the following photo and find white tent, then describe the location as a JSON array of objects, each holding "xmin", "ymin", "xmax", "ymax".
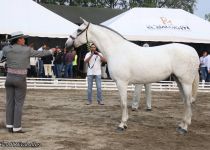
[
  {"xmin": 102, "ymin": 8, "xmax": 210, "ymax": 43},
  {"xmin": 0, "ymin": 0, "xmax": 78, "ymax": 38}
]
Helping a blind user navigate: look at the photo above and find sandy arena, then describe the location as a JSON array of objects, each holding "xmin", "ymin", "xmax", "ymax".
[{"xmin": 0, "ymin": 89, "xmax": 210, "ymax": 150}]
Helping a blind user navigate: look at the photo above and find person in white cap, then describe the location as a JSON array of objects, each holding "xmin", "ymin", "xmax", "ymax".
[
  {"xmin": 199, "ymin": 50, "xmax": 208, "ymax": 83},
  {"xmin": 131, "ymin": 43, "xmax": 152, "ymax": 111},
  {"xmin": 2, "ymin": 31, "xmax": 55, "ymax": 133}
]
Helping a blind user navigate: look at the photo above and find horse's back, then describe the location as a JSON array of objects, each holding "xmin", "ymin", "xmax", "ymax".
[
  {"xmin": 165, "ymin": 43, "xmax": 198, "ymax": 56},
  {"xmin": 162, "ymin": 43, "xmax": 199, "ymax": 81}
]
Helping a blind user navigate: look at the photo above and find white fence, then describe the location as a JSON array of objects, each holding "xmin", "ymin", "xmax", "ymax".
[{"xmin": 0, "ymin": 77, "xmax": 210, "ymax": 92}]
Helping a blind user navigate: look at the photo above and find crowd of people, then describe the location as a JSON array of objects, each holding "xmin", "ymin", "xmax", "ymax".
[{"xmin": 27, "ymin": 44, "xmax": 78, "ymax": 78}]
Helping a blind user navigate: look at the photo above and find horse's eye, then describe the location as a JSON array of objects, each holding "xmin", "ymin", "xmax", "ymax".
[{"xmin": 77, "ymin": 29, "xmax": 82, "ymax": 33}]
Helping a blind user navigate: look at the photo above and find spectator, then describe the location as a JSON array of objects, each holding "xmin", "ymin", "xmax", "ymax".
[
  {"xmin": 27, "ymin": 43, "xmax": 37, "ymax": 77},
  {"xmin": 54, "ymin": 46, "xmax": 63, "ymax": 78},
  {"xmin": 37, "ymin": 44, "xmax": 47, "ymax": 77},
  {"xmin": 64, "ymin": 49, "xmax": 74, "ymax": 78},
  {"xmin": 84, "ymin": 43, "xmax": 106, "ymax": 105},
  {"xmin": 131, "ymin": 43, "xmax": 152, "ymax": 111},
  {"xmin": 28, "ymin": 57, "xmax": 38, "ymax": 77},
  {"xmin": 72, "ymin": 49, "xmax": 78, "ymax": 78},
  {"xmin": 206, "ymin": 53, "xmax": 210, "ymax": 82},
  {"xmin": 199, "ymin": 50, "xmax": 208, "ymax": 83},
  {"xmin": 42, "ymin": 49, "xmax": 53, "ymax": 78}
]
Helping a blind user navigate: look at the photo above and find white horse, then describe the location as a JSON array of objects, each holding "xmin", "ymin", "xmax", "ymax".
[{"xmin": 66, "ymin": 19, "xmax": 199, "ymax": 134}]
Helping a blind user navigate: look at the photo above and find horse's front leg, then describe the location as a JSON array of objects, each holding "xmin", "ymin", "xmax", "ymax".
[{"xmin": 116, "ymin": 81, "xmax": 128, "ymax": 131}]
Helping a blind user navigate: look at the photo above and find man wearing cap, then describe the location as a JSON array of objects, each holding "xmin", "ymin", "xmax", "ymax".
[{"xmin": 2, "ymin": 31, "xmax": 55, "ymax": 133}]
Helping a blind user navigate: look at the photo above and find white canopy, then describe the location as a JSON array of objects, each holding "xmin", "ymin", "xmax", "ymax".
[
  {"xmin": 102, "ymin": 8, "xmax": 210, "ymax": 43},
  {"xmin": 0, "ymin": 0, "xmax": 78, "ymax": 38}
]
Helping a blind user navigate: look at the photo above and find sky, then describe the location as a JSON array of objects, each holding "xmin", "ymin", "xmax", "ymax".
[{"xmin": 194, "ymin": 0, "xmax": 210, "ymax": 19}]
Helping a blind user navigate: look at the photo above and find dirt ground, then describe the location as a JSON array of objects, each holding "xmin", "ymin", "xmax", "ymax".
[{"xmin": 0, "ymin": 89, "xmax": 210, "ymax": 150}]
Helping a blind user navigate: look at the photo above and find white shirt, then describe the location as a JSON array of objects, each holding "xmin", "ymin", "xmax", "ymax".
[
  {"xmin": 200, "ymin": 56, "xmax": 208, "ymax": 67},
  {"xmin": 30, "ymin": 57, "xmax": 38, "ymax": 66},
  {"xmin": 206, "ymin": 55, "xmax": 210, "ymax": 71},
  {"xmin": 38, "ymin": 47, "xmax": 44, "ymax": 51},
  {"xmin": 84, "ymin": 52, "xmax": 102, "ymax": 75}
]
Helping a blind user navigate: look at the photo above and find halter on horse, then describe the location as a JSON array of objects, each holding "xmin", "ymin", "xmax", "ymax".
[{"xmin": 66, "ymin": 19, "xmax": 199, "ymax": 134}]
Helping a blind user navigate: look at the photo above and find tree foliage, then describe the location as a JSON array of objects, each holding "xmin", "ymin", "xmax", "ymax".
[
  {"xmin": 128, "ymin": 0, "xmax": 197, "ymax": 13},
  {"xmin": 205, "ymin": 13, "xmax": 210, "ymax": 22},
  {"xmin": 34, "ymin": 0, "xmax": 197, "ymax": 13}
]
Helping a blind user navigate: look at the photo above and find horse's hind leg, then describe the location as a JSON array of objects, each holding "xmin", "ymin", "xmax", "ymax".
[
  {"xmin": 116, "ymin": 81, "xmax": 128, "ymax": 131},
  {"xmin": 173, "ymin": 75, "xmax": 185, "ymax": 101},
  {"xmin": 177, "ymin": 83, "xmax": 193, "ymax": 134}
]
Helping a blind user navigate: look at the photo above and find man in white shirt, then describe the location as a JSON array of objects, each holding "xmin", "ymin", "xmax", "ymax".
[
  {"xmin": 199, "ymin": 51, "xmax": 208, "ymax": 83},
  {"xmin": 84, "ymin": 43, "xmax": 106, "ymax": 105}
]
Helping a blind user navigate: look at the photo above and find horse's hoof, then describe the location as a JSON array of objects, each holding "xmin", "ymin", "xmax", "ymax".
[
  {"xmin": 176, "ymin": 127, "xmax": 187, "ymax": 135},
  {"xmin": 116, "ymin": 125, "xmax": 127, "ymax": 132},
  {"xmin": 116, "ymin": 127, "xmax": 125, "ymax": 132}
]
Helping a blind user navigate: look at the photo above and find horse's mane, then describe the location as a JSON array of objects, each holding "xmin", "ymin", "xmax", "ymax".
[{"xmin": 98, "ymin": 24, "xmax": 127, "ymax": 40}]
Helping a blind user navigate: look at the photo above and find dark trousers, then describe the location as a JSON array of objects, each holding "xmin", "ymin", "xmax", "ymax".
[
  {"xmin": 27, "ymin": 65, "xmax": 37, "ymax": 77},
  {"xmin": 200, "ymin": 67, "xmax": 208, "ymax": 81},
  {"xmin": 5, "ymin": 73, "xmax": 26, "ymax": 128},
  {"xmin": 73, "ymin": 65, "xmax": 78, "ymax": 78},
  {"xmin": 207, "ymin": 73, "xmax": 210, "ymax": 82}
]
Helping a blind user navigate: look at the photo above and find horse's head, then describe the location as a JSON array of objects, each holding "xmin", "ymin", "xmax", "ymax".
[{"xmin": 65, "ymin": 18, "xmax": 90, "ymax": 48}]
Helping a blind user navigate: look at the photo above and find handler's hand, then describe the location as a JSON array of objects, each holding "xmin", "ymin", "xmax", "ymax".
[
  {"xmin": 51, "ymin": 48, "xmax": 56, "ymax": 52},
  {"xmin": 49, "ymin": 48, "xmax": 56, "ymax": 54}
]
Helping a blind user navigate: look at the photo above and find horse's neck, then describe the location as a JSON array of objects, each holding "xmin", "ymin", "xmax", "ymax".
[{"xmin": 88, "ymin": 25, "xmax": 125, "ymax": 58}]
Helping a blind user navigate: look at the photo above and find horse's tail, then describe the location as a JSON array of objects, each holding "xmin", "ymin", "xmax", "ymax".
[{"xmin": 191, "ymin": 72, "xmax": 199, "ymax": 103}]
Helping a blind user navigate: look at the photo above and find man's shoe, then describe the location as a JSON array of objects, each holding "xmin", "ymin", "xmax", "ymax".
[
  {"xmin": 86, "ymin": 102, "xmax": 92, "ymax": 105},
  {"xmin": 98, "ymin": 101, "xmax": 104, "ymax": 105},
  {"xmin": 13, "ymin": 130, "xmax": 25, "ymax": 133},
  {"xmin": 146, "ymin": 108, "xmax": 152, "ymax": 111}
]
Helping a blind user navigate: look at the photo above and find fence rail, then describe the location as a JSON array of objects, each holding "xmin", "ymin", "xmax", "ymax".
[{"xmin": 0, "ymin": 77, "xmax": 210, "ymax": 92}]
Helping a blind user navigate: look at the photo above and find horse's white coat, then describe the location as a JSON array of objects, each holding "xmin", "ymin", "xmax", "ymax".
[{"xmin": 66, "ymin": 20, "xmax": 200, "ymax": 132}]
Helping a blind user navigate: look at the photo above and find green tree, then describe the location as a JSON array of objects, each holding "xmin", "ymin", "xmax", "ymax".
[
  {"xmin": 35, "ymin": 0, "xmax": 197, "ymax": 13},
  {"xmin": 205, "ymin": 13, "xmax": 210, "ymax": 22},
  {"xmin": 129, "ymin": 0, "xmax": 196, "ymax": 13},
  {"xmin": 40, "ymin": 0, "xmax": 56, "ymax": 4}
]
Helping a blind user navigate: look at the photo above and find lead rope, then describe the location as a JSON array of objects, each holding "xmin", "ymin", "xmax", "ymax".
[{"xmin": 85, "ymin": 23, "xmax": 90, "ymax": 49}]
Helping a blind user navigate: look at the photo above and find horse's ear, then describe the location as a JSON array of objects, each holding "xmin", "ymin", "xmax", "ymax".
[{"xmin": 80, "ymin": 17, "xmax": 89, "ymax": 25}]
